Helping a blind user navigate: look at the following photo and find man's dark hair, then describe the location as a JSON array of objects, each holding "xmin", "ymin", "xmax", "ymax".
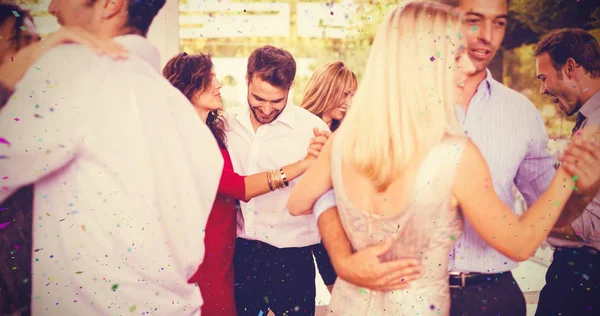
[
  {"xmin": 0, "ymin": 2, "xmax": 37, "ymax": 51},
  {"xmin": 535, "ymin": 28, "xmax": 600, "ymax": 78},
  {"xmin": 125, "ymin": 0, "xmax": 166, "ymax": 36},
  {"xmin": 247, "ymin": 45, "xmax": 296, "ymax": 90}
]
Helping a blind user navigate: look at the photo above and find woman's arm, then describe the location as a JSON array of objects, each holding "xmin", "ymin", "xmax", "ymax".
[
  {"xmin": 287, "ymin": 136, "xmax": 335, "ymax": 216},
  {"xmin": 220, "ymin": 130, "xmax": 331, "ymax": 202},
  {"xmin": 453, "ymin": 140, "xmax": 574, "ymax": 261},
  {"xmin": 243, "ymin": 159, "xmax": 311, "ymax": 201},
  {"xmin": 0, "ymin": 26, "xmax": 127, "ymax": 90}
]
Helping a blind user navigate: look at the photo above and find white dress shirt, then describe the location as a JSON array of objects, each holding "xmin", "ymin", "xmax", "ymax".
[
  {"xmin": 0, "ymin": 35, "xmax": 223, "ymax": 315},
  {"xmin": 224, "ymin": 103, "xmax": 329, "ymax": 248}
]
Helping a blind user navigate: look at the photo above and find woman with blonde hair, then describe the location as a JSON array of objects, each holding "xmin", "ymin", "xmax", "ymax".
[
  {"xmin": 287, "ymin": 2, "xmax": 587, "ymax": 315},
  {"xmin": 301, "ymin": 61, "xmax": 357, "ymax": 292},
  {"xmin": 301, "ymin": 61, "xmax": 357, "ymax": 132}
]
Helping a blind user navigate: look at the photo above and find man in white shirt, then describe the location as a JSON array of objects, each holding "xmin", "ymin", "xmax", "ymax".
[
  {"xmin": 225, "ymin": 46, "xmax": 330, "ymax": 316},
  {"xmin": 0, "ymin": 0, "xmax": 223, "ymax": 314}
]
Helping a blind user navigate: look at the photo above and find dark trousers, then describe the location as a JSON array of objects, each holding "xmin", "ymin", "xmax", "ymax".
[
  {"xmin": 450, "ymin": 271, "xmax": 526, "ymax": 316},
  {"xmin": 312, "ymin": 242, "xmax": 337, "ymax": 286},
  {"xmin": 535, "ymin": 246, "xmax": 599, "ymax": 316},
  {"xmin": 234, "ymin": 238, "xmax": 316, "ymax": 316},
  {"xmin": 0, "ymin": 185, "xmax": 33, "ymax": 316}
]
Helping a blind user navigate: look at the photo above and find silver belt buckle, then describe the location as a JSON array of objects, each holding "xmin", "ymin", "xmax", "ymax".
[{"xmin": 449, "ymin": 272, "xmax": 467, "ymax": 289}]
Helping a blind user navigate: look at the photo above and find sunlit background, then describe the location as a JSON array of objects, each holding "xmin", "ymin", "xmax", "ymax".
[{"xmin": 13, "ymin": 0, "xmax": 600, "ymax": 314}]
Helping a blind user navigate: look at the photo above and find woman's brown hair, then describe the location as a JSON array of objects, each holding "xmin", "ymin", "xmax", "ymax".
[{"xmin": 162, "ymin": 52, "xmax": 227, "ymax": 149}]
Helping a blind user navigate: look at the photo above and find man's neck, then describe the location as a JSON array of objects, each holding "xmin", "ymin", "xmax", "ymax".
[
  {"xmin": 96, "ymin": 24, "xmax": 142, "ymax": 41},
  {"xmin": 250, "ymin": 114, "xmax": 262, "ymax": 132},
  {"xmin": 461, "ymin": 69, "xmax": 488, "ymax": 113},
  {"xmin": 578, "ymin": 77, "xmax": 600, "ymax": 106}
]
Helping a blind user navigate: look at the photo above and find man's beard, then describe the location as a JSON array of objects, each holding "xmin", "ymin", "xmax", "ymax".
[{"xmin": 247, "ymin": 96, "xmax": 287, "ymax": 124}]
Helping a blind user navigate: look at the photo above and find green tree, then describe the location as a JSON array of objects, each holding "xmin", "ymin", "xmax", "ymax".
[{"xmin": 505, "ymin": 0, "xmax": 600, "ymax": 50}]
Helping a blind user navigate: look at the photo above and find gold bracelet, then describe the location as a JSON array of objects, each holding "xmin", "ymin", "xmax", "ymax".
[
  {"xmin": 267, "ymin": 170, "xmax": 274, "ymax": 191},
  {"xmin": 272, "ymin": 169, "xmax": 284, "ymax": 190},
  {"xmin": 279, "ymin": 168, "xmax": 289, "ymax": 187}
]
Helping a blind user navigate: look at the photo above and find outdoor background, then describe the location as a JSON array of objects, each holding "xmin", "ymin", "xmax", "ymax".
[
  {"xmin": 17, "ymin": 0, "xmax": 600, "ymax": 139},
  {"xmin": 13, "ymin": 0, "xmax": 600, "ymax": 314}
]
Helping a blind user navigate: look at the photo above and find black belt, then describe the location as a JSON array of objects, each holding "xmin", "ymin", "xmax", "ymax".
[
  {"xmin": 449, "ymin": 271, "xmax": 512, "ymax": 289},
  {"xmin": 236, "ymin": 238, "xmax": 314, "ymax": 251},
  {"xmin": 552, "ymin": 246, "xmax": 599, "ymax": 256}
]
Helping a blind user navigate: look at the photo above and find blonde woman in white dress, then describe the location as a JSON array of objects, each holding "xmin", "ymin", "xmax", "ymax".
[{"xmin": 287, "ymin": 2, "xmax": 595, "ymax": 315}]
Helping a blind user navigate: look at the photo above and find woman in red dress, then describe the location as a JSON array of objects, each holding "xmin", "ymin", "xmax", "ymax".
[{"xmin": 162, "ymin": 53, "xmax": 325, "ymax": 315}]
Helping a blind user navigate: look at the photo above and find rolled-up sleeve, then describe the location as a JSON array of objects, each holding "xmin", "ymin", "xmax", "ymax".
[
  {"xmin": 571, "ymin": 192, "xmax": 600, "ymax": 247},
  {"xmin": 313, "ymin": 189, "xmax": 337, "ymax": 221}
]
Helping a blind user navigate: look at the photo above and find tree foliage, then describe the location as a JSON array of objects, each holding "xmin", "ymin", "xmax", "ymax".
[{"xmin": 505, "ymin": 0, "xmax": 600, "ymax": 49}]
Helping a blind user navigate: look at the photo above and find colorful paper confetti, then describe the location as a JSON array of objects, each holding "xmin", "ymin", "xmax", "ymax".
[{"xmin": 0, "ymin": 137, "xmax": 11, "ymax": 147}]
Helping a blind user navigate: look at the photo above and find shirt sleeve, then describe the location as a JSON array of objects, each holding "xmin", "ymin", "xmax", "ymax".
[
  {"xmin": 0, "ymin": 49, "xmax": 88, "ymax": 204},
  {"xmin": 571, "ymin": 178, "xmax": 600, "ymax": 248},
  {"xmin": 313, "ymin": 189, "xmax": 337, "ymax": 222},
  {"xmin": 218, "ymin": 149, "xmax": 247, "ymax": 202},
  {"xmin": 514, "ymin": 106, "xmax": 556, "ymax": 207}
]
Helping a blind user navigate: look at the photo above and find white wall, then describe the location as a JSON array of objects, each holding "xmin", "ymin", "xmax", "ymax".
[
  {"xmin": 147, "ymin": 0, "xmax": 181, "ymax": 68},
  {"xmin": 25, "ymin": 0, "xmax": 180, "ymax": 69}
]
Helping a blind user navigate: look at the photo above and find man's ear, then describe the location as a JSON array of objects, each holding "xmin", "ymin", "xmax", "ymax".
[
  {"xmin": 564, "ymin": 57, "xmax": 579, "ymax": 78},
  {"xmin": 100, "ymin": 0, "xmax": 126, "ymax": 19}
]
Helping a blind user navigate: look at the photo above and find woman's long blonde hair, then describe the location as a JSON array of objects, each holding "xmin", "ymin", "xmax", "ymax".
[
  {"xmin": 301, "ymin": 61, "xmax": 357, "ymax": 131},
  {"xmin": 338, "ymin": 1, "xmax": 463, "ymax": 192}
]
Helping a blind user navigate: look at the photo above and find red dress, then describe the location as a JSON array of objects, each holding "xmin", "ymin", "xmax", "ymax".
[{"xmin": 189, "ymin": 148, "xmax": 247, "ymax": 316}]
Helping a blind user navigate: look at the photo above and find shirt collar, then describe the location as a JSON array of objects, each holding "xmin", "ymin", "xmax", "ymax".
[
  {"xmin": 272, "ymin": 102, "xmax": 296, "ymax": 128},
  {"xmin": 478, "ymin": 68, "xmax": 494, "ymax": 95},
  {"xmin": 113, "ymin": 35, "xmax": 161, "ymax": 72},
  {"xmin": 579, "ymin": 90, "xmax": 600, "ymax": 118}
]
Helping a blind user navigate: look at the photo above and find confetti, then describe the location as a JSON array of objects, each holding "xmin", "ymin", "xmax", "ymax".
[
  {"xmin": 129, "ymin": 305, "xmax": 136, "ymax": 312},
  {"xmin": 20, "ymin": 26, "xmax": 27, "ymax": 31},
  {"xmin": 0, "ymin": 222, "xmax": 11, "ymax": 230},
  {"xmin": 12, "ymin": 11, "xmax": 20, "ymax": 17},
  {"xmin": 75, "ymin": 271, "xmax": 84, "ymax": 274},
  {"xmin": 111, "ymin": 284, "xmax": 119, "ymax": 291},
  {"xmin": 430, "ymin": 56, "xmax": 435, "ymax": 62},
  {"xmin": 0, "ymin": 137, "xmax": 11, "ymax": 147},
  {"xmin": 14, "ymin": 118, "xmax": 19, "ymax": 121}
]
